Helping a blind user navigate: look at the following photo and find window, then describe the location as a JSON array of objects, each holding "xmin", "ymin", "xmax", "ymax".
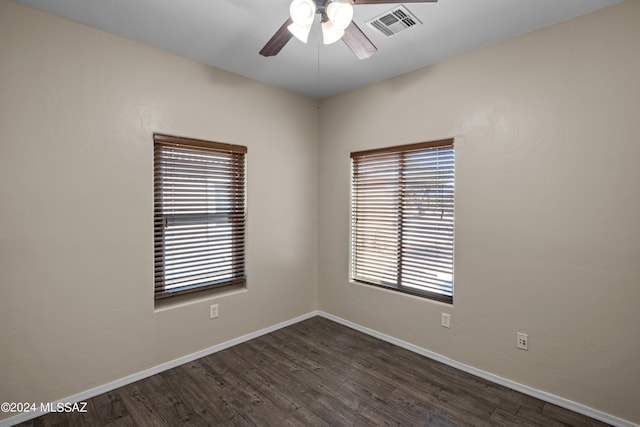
[
  {"xmin": 154, "ymin": 134, "xmax": 247, "ymax": 299},
  {"xmin": 350, "ymin": 139, "xmax": 454, "ymax": 303}
]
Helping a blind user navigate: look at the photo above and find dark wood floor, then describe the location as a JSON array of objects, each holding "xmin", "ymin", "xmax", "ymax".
[{"xmin": 18, "ymin": 316, "xmax": 610, "ymax": 426}]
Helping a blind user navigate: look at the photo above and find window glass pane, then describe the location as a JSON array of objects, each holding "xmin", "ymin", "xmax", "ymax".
[
  {"xmin": 351, "ymin": 140, "xmax": 454, "ymax": 303},
  {"xmin": 351, "ymin": 153, "xmax": 400, "ymax": 286},
  {"xmin": 154, "ymin": 135, "xmax": 246, "ymax": 299}
]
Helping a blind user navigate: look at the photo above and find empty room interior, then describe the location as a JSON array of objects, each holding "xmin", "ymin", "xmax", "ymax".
[{"xmin": 1, "ymin": 0, "xmax": 639, "ymax": 425}]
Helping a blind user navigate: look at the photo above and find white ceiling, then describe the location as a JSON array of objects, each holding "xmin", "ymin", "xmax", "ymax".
[{"xmin": 14, "ymin": 0, "xmax": 622, "ymax": 99}]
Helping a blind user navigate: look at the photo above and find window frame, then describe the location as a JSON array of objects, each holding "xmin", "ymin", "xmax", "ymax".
[
  {"xmin": 153, "ymin": 134, "xmax": 247, "ymax": 300},
  {"xmin": 350, "ymin": 138, "xmax": 455, "ymax": 304}
]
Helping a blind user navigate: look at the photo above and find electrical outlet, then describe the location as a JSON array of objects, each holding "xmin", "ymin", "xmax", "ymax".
[
  {"xmin": 517, "ymin": 332, "xmax": 528, "ymax": 350},
  {"xmin": 210, "ymin": 304, "xmax": 219, "ymax": 319},
  {"xmin": 441, "ymin": 313, "xmax": 451, "ymax": 328}
]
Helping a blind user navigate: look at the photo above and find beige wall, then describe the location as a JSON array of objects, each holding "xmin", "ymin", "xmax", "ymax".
[
  {"xmin": 0, "ymin": 0, "xmax": 318, "ymax": 417},
  {"xmin": 2, "ymin": 0, "xmax": 639, "ymax": 424},
  {"xmin": 318, "ymin": 0, "xmax": 640, "ymax": 423}
]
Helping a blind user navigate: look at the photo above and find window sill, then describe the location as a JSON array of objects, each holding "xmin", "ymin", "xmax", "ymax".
[
  {"xmin": 154, "ymin": 283, "xmax": 247, "ymax": 313},
  {"xmin": 351, "ymin": 279, "xmax": 453, "ymax": 305}
]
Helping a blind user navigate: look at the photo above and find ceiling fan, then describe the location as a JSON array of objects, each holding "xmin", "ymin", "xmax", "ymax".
[{"xmin": 260, "ymin": 0, "xmax": 438, "ymax": 60}]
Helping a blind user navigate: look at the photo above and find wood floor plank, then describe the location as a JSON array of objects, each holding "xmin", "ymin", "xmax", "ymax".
[
  {"xmin": 222, "ymin": 345, "xmax": 309, "ymax": 415},
  {"xmin": 116, "ymin": 382, "xmax": 172, "ymax": 427},
  {"xmin": 91, "ymin": 390, "xmax": 131, "ymax": 425},
  {"xmin": 29, "ymin": 410, "xmax": 67, "ymax": 427},
  {"xmin": 178, "ymin": 359, "xmax": 260, "ymax": 425},
  {"xmin": 325, "ymin": 320, "xmax": 543, "ymax": 416},
  {"xmin": 541, "ymin": 403, "xmax": 611, "ymax": 426},
  {"xmin": 281, "ymin": 405, "xmax": 333, "ymax": 427},
  {"xmin": 16, "ymin": 316, "xmax": 613, "ymax": 427},
  {"xmin": 388, "ymin": 384, "xmax": 493, "ymax": 427},
  {"xmin": 490, "ymin": 407, "xmax": 539, "ymax": 426},
  {"xmin": 383, "ymin": 343, "xmax": 544, "ymax": 414},
  {"xmin": 139, "ymin": 370, "xmax": 207, "ymax": 426},
  {"xmin": 362, "ymin": 339, "xmax": 523, "ymax": 422},
  {"xmin": 242, "ymin": 339, "xmax": 335, "ymax": 400},
  {"xmin": 201, "ymin": 349, "xmax": 290, "ymax": 426},
  {"xmin": 306, "ymin": 389, "xmax": 387, "ymax": 426},
  {"xmin": 102, "ymin": 414, "xmax": 137, "ymax": 427},
  {"xmin": 351, "ymin": 346, "xmax": 497, "ymax": 421},
  {"xmin": 64, "ymin": 400, "xmax": 102, "ymax": 427},
  {"xmin": 196, "ymin": 355, "xmax": 285, "ymax": 426},
  {"xmin": 158, "ymin": 367, "xmax": 227, "ymax": 424},
  {"xmin": 515, "ymin": 405, "xmax": 569, "ymax": 427}
]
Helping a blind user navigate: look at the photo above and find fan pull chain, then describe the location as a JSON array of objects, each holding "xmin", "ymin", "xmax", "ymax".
[{"xmin": 317, "ymin": 33, "xmax": 321, "ymax": 107}]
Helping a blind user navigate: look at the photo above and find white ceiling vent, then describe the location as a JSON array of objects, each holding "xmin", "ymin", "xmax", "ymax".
[{"xmin": 365, "ymin": 5, "xmax": 422, "ymax": 38}]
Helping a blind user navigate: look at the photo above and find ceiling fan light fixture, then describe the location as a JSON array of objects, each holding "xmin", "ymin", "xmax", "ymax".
[
  {"xmin": 321, "ymin": 20, "xmax": 345, "ymax": 45},
  {"xmin": 289, "ymin": 0, "xmax": 316, "ymax": 26},
  {"xmin": 326, "ymin": 1, "xmax": 354, "ymax": 30},
  {"xmin": 288, "ymin": 22, "xmax": 313, "ymax": 43}
]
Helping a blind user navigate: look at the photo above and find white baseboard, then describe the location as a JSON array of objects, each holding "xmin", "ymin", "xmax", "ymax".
[
  {"xmin": 2, "ymin": 309, "xmax": 635, "ymax": 427},
  {"xmin": 317, "ymin": 311, "xmax": 636, "ymax": 427},
  {"xmin": 0, "ymin": 311, "xmax": 319, "ymax": 427}
]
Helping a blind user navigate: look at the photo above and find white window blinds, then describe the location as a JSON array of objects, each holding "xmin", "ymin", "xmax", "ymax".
[
  {"xmin": 351, "ymin": 139, "xmax": 454, "ymax": 303},
  {"xmin": 154, "ymin": 134, "xmax": 247, "ymax": 299}
]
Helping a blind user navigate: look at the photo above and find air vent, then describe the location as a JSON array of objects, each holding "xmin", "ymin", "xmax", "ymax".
[{"xmin": 365, "ymin": 5, "xmax": 421, "ymax": 38}]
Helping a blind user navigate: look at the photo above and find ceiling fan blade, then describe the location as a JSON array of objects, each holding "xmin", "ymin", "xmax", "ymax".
[
  {"xmin": 259, "ymin": 18, "xmax": 294, "ymax": 57},
  {"xmin": 352, "ymin": 0, "xmax": 437, "ymax": 3},
  {"xmin": 342, "ymin": 21, "xmax": 377, "ymax": 60}
]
